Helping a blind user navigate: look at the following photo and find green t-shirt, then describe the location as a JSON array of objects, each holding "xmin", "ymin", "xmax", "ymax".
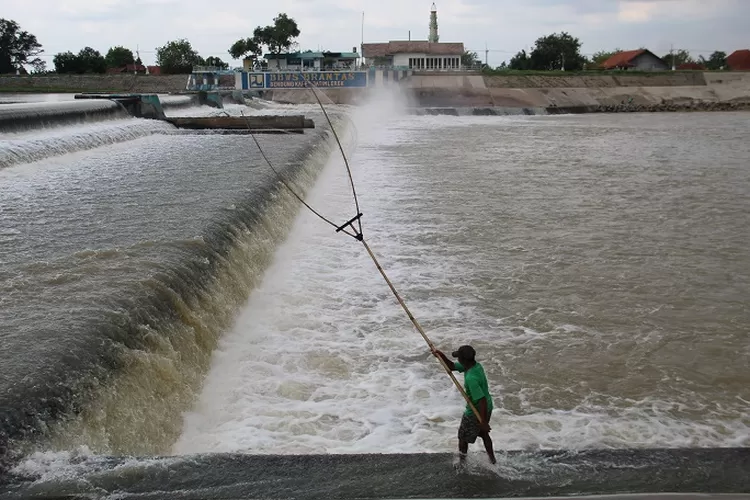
[{"xmin": 454, "ymin": 361, "xmax": 493, "ymax": 417}]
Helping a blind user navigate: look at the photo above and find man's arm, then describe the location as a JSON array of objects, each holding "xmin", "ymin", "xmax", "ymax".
[
  {"xmin": 477, "ymin": 397, "xmax": 491, "ymax": 433},
  {"xmin": 432, "ymin": 348, "xmax": 456, "ymax": 371}
]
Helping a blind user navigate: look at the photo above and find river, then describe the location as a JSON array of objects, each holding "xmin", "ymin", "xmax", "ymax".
[{"xmin": 1, "ymin": 91, "xmax": 748, "ymax": 498}]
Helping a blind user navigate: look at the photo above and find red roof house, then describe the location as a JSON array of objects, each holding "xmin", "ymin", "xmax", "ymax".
[
  {"xmin": 727, "ymin": 50, "xmax": 750, "ymax": 71},
  {"xmin": 601, "ymin": 49, "xmax": 669, "ymax": 71}
]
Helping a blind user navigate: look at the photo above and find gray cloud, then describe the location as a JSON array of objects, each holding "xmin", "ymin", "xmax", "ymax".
[{"xmin": 3, "ymin": 0, "xmax": 747, "ymax": 68}]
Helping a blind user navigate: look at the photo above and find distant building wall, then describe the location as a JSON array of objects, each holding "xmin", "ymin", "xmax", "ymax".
[
  {"xmin": 265, "ymin": 59, "xmax": 291, "ymax": 70},
  {"xmin": 392, "ymin": 53, "xmax": 461, "ymax": 70},
  {"xmin": 631, "ymin": 53, "xmax": 669, "ymax": 71},
  {"xmin": 369, "ymin": 68, "xmax": 413, "ymax": 85}
]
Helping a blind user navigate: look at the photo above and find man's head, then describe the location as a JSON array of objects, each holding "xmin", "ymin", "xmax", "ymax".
[{"xmin": 451, "ymin": 345, "xmax": 476, "ymax": 365}]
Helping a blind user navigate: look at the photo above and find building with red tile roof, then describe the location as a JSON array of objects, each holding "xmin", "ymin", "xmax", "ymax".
[
  {"xmin": 601, "ymin": 49, "xmax": 669, "ymax": 71},
  {"xmin": 727, "ymin": 50, "xmax": 750, "ymax": 71}
]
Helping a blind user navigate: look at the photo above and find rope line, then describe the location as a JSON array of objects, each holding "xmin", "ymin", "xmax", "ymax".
[
  {"xmin": 304, "ymin": 84, "xmax": 363, "ymax": 238},
  {"xmin": 241, "ymin": 76, "xmax": 483, "ymax": 423},
  {"xmin": 239, "ymin": 111, "xmax": 358, "ymax": 240}
]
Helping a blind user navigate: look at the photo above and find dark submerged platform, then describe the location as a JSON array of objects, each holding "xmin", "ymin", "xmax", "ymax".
[
  {"xmin": 1, "ymin": 448, "xmax": 748, "ymax": 499},
  {"xmin": 166, "ymin": 115, "xmax": 315, "ymax": 131}
]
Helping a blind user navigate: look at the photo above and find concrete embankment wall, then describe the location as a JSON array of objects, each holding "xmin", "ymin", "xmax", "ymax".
[
  {"xmin": 0, "ymin": 74, "xmax": 188, "ymax": 93},
  {"xmin": 407, "ymin": 71, "xmax": 750, "ymax": 112}
]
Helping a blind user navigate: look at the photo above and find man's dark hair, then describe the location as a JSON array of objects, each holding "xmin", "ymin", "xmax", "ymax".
[{"xmin": 451, "ymin": 345, "xmax": 476, "ymax": 362}]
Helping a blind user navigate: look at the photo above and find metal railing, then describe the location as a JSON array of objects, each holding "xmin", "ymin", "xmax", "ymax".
[{"xmin": 191, "ymin": 66, "xmax": 240, "ymax": 74}]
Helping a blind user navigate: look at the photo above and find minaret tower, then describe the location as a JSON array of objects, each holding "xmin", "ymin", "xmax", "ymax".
[{"xmin": 429, "ymin": 3, "xmax": 439, "ymax": 43}]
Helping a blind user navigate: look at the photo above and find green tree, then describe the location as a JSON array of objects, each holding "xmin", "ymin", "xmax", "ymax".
[
  {"xmin": 53, "ymin": 47, "xmax": 106, "ymax": 74},
  {"xmin": 228, "ymin": 37, "xmax": 262, "ymax": 62},
  {"xmin": 508, "ymin": 49, "xmax": 531, "ymax": 70},
  {"xmin": 30, "ymin": 59, "xmax": 47, "ymax": 73},
  {"xmin": 0, "ymin": 19, "xmax": 43, "ymax": 74},
  {"xmin": 77, "ymin": 46, "xmax": 106, "ymax": 73},
  {"xmin": 105, "ymin": 46, "xmax": 135, "ymax": 68},
  {"xmin": 53, "ymin": 51, "xmax": 79, "ymax": 73},
  {"xmin": 661, "ymin": 49, "xmax": 693, "ymax": 68},
  {"xmin": 203, "ymin": 56, "xmax": 229, "ymax": 69},
  {"xmin": 254, "ymin": 13, "xmax": 300, "ymax": 68},
  {"xmin": 529, "ymin": 32, "xmax": 585, "ymax": 71},
  {"xmin": 461, "ymin": 50, "xmax": 480, "ymax": 68},
  {"xmin": 156, "ymin": 38, "xmax": 202, "ymax": 74},
  {"xmin": 699, "ymin": 51, "xmax": 727, "ymax": 70},
  {"xmin": 591, "ymin": 49, "xmax": 622, "ymax": 66}
]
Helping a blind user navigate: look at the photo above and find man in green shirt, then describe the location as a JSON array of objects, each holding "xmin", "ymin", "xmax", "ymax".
[{"xmin": 433, "ymin": 345, "xmax": 496, "ymax": 465}]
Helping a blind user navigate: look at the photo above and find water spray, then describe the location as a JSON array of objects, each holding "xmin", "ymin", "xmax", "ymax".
[{"xmin": 240, "ymin": 77, "xmax": 484, "ymax": 424}]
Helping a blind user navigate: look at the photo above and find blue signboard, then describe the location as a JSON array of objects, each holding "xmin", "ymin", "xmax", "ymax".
[
  {"xmin": 237, "ymin": 71, "xmax": 369, "ymax": 90},
  {"xmin": 265, "ymin": 71, "xmax": 367, "ymax": 89}
]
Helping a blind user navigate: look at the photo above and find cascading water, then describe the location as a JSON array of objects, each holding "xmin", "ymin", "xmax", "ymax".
[
  {"xmin": 0, "ymin": 100, "xmax": 127, "ymax": 133},
  {"xmin": 0, "ymin": 95, "xmax": 352, "ymax": 468}
]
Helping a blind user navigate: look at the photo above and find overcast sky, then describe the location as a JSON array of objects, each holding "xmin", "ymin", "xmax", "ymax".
[{"xmin": 3, "ymin": 0, "xmax": 748, "ymax": 68}]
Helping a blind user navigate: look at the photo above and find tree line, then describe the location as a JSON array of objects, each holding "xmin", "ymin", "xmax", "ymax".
[
  {"xmin": 0, "ymin": 16, "xmax": 734, "ymax": 76},
  {"xmin": 51, "ymin": 42, "xmax": 234, "ymax": 75},
  {"xmin": 0, "ymin": 13, "xmax": 299, "ymax": 75},
  {"xmin": 462, "ymin": 33, "xmax": 730, "ymax": 72}
]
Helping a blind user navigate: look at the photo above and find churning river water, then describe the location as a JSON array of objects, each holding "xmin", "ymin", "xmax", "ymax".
[{"xmin": 0, "ymin": 91, "xmax": 748, "ymax": 498}]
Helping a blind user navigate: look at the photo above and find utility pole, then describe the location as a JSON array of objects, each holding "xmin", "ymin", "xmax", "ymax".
[
  {"xmin": 361, "ymin": 11, "xmax": 365, "ymax": 68},
  {"xmin": 485, "ymin": 42, "xmax": 489, "ymax": 67},
  {"xmin": 670, "ymin": 44, "xmax": 675, "ymax": 71}
]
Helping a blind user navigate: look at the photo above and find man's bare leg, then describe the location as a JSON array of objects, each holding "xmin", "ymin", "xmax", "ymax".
[
  {"xmin": 458, "ymin": 439, "xmax": 468, "ymax": 464},
  {"xmin": 480, "ymin": 432, "xmax": 496, "ymax": 464}
]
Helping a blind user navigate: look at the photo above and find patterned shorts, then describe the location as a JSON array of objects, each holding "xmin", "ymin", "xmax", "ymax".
[{"xmin": 457, "ymin": 410, "xmax": 492, "ymax": 444}]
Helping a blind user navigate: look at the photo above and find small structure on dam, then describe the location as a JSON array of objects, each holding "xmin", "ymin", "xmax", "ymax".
[{"xmin": 73, "ymin": 92, "xmax": 315, "ymax": 133}]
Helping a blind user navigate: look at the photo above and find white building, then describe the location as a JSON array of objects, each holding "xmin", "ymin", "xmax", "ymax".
[
  {"xmin": 361, "ymin": 4, "xmax": 464, "ymax": 70},
  {"xmin": 361, "ymin": 41, "xmax": 464, "ymax": 70}
]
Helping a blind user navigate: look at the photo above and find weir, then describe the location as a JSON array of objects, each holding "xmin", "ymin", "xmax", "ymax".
[
  {"xmin": 0, "ymin": 100, "xmax": 126, "ymax": 133},
  {"xmin": 1, "ymin": 449, "xmax": 749, "ymax": 498},
  {"xmin": 0, "ymin": 111, "xmax": 346, "ymax": 472}
]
